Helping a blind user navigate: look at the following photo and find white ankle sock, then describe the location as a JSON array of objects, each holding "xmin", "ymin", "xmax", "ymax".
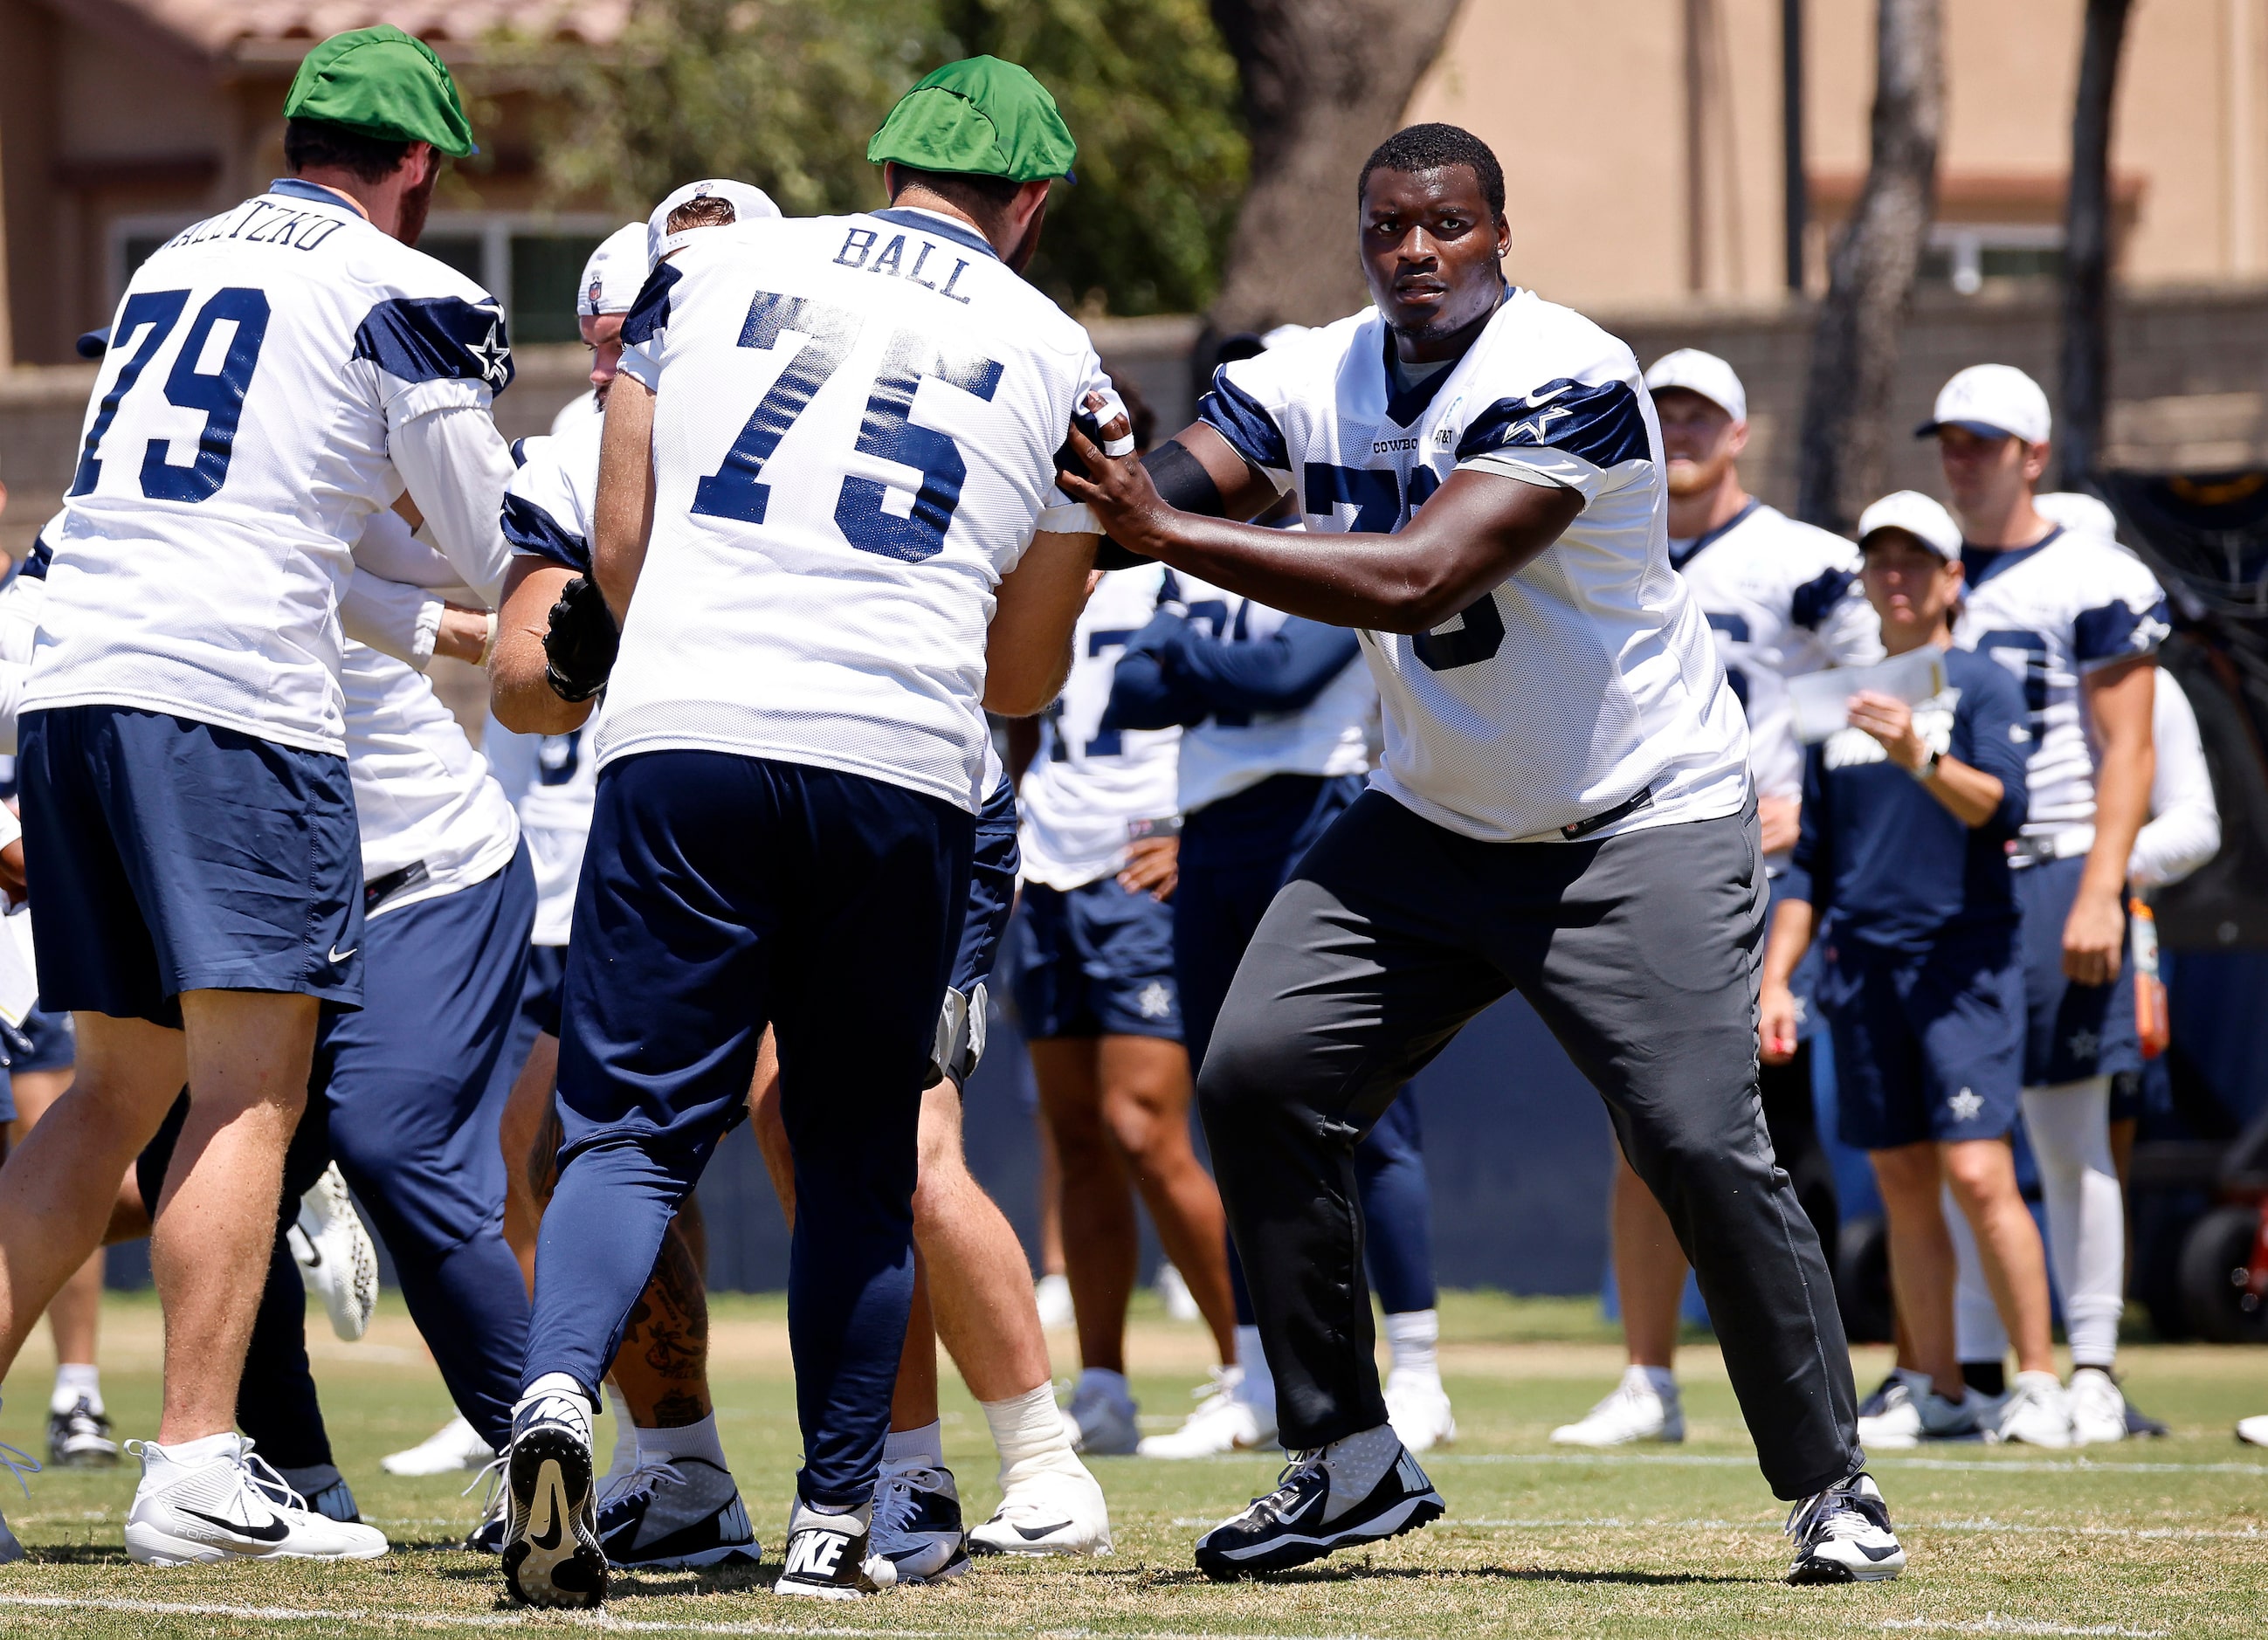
[
  {"xmin": 1319, "ymin": 1424, "xmax": 1403, "ymax": 1522},
  {"xmin": 638, "ymin": 1413, "xmax": 727, "ymax": 1471},
  {"xmin": 603, "ymin": 1382, "xmax": 637, "ymax": 1477},
  {"xmin": 883, "ymin": 1420, "xmax": 944, "ymax": 1471},
  {"xmin": 1626, "ymin": 1364, "xmax": 1678, "ymax": 1400},
  {"xmin": 1234, "ymin": 1325, "xmax": 1276, "ymax": 1409},
  {"xmin": 155, "ymin": 1431, "xmax": 239, "ymax": 1467},
  {"xmin": 52, "ymin": 1363, "xmax": 101, "ymax": 1417},
  {"xmin": 1384, "ymin": 1310, "xmax": 1439, "ymax": 1380},
  {"xmin": 981, "ymin": 1382, "xmax": 1083, "ymax": 1489}
]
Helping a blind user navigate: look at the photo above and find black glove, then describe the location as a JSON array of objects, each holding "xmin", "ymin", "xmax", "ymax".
[{"xmin": 543, "ymin": 574, "xmax": 618, "ymax": 703}]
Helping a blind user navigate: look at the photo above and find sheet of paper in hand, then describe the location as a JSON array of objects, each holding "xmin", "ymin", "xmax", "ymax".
[{"xmin": 1786, "ymin": 647, "xmax": 1948, "ymax": 745}]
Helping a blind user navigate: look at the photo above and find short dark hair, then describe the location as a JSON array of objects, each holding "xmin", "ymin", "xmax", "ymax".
[
  {"xmin": 886, "ymin": 163, "xmax": 1025, "ymax": 224},
  {"xmin": 1358, "ymin": 123, "xmax": 1506, "ymax": 221},
  {"xmin": 665, "ymin": 196, "xmax": 739, "ymax": 234},
  {"xmin": 283, "ymin": 117, "xmax": 412, "ymax": 183}
]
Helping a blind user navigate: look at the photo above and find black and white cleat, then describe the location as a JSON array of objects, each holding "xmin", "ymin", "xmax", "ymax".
[
  {"xmin": 1193, "ymin": 1444, "xmax": 1443, "ymax": 1581},
  {"xmin": 776, "ymin": 1499, "xmax": 898, "ymax": 1601},
  {"xmin": 1785, "ymin": 1471, "xmax": 1906, "ymax": 1584},
  {"xmin": 870, "ymin": 1463, "xmax": 969, "ymax": 1583},
  {"xmin": 597, "ymin": 1455, "xmax": 760, "ymax": 1572},
  {"xmin": 500, "ymin": 1385, "xmax": 607, "ymax": 1608}
]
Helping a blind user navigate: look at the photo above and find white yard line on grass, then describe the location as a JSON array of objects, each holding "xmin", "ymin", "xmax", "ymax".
[
  {"xmin": 0, "ymin": 1595, "xmax": 1375, "ymax": 1640},
  {"xmin": 1880, "ymin": 1618, "xmax": 2167, "ymax": 1637},
  {"xmin": 1430, "ymin": 1452, "xmax": 2268, "ymax": 1476}
]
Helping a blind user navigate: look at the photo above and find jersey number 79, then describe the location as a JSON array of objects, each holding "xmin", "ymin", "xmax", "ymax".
[{"xmin": 68, "ymin": 288, "xmax": 272, "ymax": 504}]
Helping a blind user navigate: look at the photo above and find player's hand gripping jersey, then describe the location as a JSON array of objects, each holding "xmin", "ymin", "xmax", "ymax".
[
  {"xmin": 1953, "ymin": 527, "xmax": 2171, "ymax": 844},
  {"xmin": 1018, "ymin": 564, "xmax": 1222, "ymax": 889},
  {"xmin": 603, "ymin": 206, "xmax": 1112, "ymax": 811},
  {"xmin": 1671, "ymin": 502, "xmax": 1881, "ymax": 806},
  {"xmin": 1200, "ymin": 292, "xmax": 1748, "ymax": 842},
  {"xmin": 32, "ymin": 179, "xmax": 514, "ymax": 755}
]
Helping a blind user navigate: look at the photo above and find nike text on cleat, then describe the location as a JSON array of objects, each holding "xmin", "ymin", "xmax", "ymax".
[
  {"xmin": 1138, "ymin": 1366, "xmax": 1277, "ymax": 1459},
  {"xmin": 596, "ymin": 1455, "xmax": 759, "ymax": 1572},
  {"xmin": 1551, "ymin": 1369, "xmax": 1682, "ymax": 1446},
  {"xmin": 48, "ymin": 1397, "xmax": 120, "ymax": 1468},
  {"xmin": 122, "ymin": 1436, "xmax": 387, "ymax": 1564},
  {"xmin": 1784, "ymin": 1471, "xmax": 1906, "ymax": 1584},
  {"xmin": 776, "ymin": 1499, "xmax": 897, "ymax": 1600},
  {"xmin": 967, "ymin": 1459, "xmax": 1113, "ymax": 1557},
  {"xmin": 1193, "ymin": 1444, "xmax": 1443, "ymax": 1581},
  {"xmin": 501, "ymin": 1389, "xmax": 606, "ymax": 1608},
  {"xmin": 292, "ymin": 1163, "xmax": 378, "ymax": 1342},
  {"xmin": 384, "ymin": 1414, "xmax": 496, "ymax": 1476},
  {"xmin": 870, "ymin": 1462, "xmax": 969, "ymax": 1583}
]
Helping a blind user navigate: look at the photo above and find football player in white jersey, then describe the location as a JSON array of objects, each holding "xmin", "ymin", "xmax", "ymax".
[
  {"xmin": 1058, "ymin": 122, "xmax": 1903, "ymax": 1585},
  {"xmin": 1920, "ymin": 365, "xmax": 2168, "ymax": 1443},
  {"xmin": 1554, "ymin": 349, "xmax": 1880, "ymax": 1450},
  {"xmin": 500, "ymin": 61, "xmax": 1120, "ymax": 1605},
  {"xmin": 548, "ymin": 221, "xmax": 646, "ymax": 440},
  {"xmin": 1005, "ymin": 558, "xmax": 1245, "ymax": 1455},
  {"xmin": 0, "ymin": 28, "xmax": 515, "ymax": 1566}
]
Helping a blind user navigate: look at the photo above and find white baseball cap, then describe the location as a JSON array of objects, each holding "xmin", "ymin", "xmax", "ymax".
[
  {"xmin": 576, "ymin": 223, "xmax": 648, "ymax": 317},
  {"xmin": 1857, "ymin": 491, "xmax": 1963, "ymax": 559},
  {"xmin": 2033, "ymin": 490, "xmax": 2118, "ymax": 541},
  {"xmin": 1918, "ymin": 363, "xmax": 2051, "ymax": 445},
  {"xmin": 646, "ymin": 179, "xmax": 782, "ymax": 265},
  {"xmin": 1644, "ymin": 348, "xmax": 1748, "ymax": 423}
]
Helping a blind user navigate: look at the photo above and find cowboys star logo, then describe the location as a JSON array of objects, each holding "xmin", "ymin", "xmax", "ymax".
[
  {"xmin": 1946, "ymin": 1087, "xmax": 1984, "ymax": 1123},
  {"xmin": 468, "ymin": 314, "xmax": 512, "ymax": 388},
  {"xmin": 2066, "ymin": 1027, "xmax": 2100, "ymax": 1064},
  {"xmin": 1137, "ymin": 981, "xmax": 1175, "ymax": 1020}
]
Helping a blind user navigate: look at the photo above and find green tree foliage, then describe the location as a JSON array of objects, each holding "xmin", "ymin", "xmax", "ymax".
[{"xmin": 518, "ymin": 0, "xmax": 1246, "ymax": 315}]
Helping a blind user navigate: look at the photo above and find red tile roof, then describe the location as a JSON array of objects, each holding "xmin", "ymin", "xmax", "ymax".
[{"xmin": 66, "ymin": 0, "xmax": 628, "ymax": 62}]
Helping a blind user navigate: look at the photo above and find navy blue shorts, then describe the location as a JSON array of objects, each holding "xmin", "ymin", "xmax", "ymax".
[
  {"xmin": 2013, "ymin": 854, "xmax": 2140, "ymax": 1085},
  {"xmin": 10, "ymin": 1003, "xmax": 75, "ymax": 1074},
  {"xmin": 1005, "ymin": 872, "xmax": 1181, "ymax": 1042},
  {"xmin": 19, "ymin": 706, "xmax": 362, "ymax": 1027},
  {"xmin": 520, "ymin": 943, "xmax": 568, "ymax": 1041},
  {"xmin": 1821, "ymin": 927, "xmax": 2025, "ymax": 1151},
  {"xmin": 953, "ymin": 775, "xmax": 1020, "ymax": 994},
  {"xmin": 554, "ymin": 752, "xmax": 973, "ymax": 1178}
]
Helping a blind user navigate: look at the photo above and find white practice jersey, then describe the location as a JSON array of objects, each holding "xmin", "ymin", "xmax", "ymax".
[
  {"xmin": 606, "ymin": 206, "xmax": 1107, "ymax": 812},
  {"xmin": 1176, "ymin": 592, "xmax": 1379, "ymax": 817},
  {"xmin": 1203, "ymin": 292, "xmax": 1748, "ymax": 843},
  {"xmin": 1954, "ymin": 527, "xmax": 2171, "ymax": 842},
  {"xmin": 31, "ymin": 179, "xmax": 515, "ymax": 755},
  {"xmin": 502, "ymin": 419, "xmax": 603, "ymax": 575},
  {"xmin": 1019, "ymin": 565, "xmax": 1218, "ymax": 889},
  {"xmin": 2130, "ymin": 667, "xmax": 2219, "ymax": 891},
  {"xmin": 1670, "ymin": 500, "xmax": 1881, "ymax": 809}
]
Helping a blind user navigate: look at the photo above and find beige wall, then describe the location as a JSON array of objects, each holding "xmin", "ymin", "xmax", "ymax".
[{"xmin": 1409, "ymin": 0, "xmax": 2268, "ymax": 314}]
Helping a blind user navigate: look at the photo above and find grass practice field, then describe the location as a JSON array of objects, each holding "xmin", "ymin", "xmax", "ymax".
[{"xmin": 0, "ymin": 1290, "xmax": 2262, "ymax": 1637}]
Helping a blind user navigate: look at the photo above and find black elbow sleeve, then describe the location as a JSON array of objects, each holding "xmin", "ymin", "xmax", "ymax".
[{"xmin": 1091, "ymin": 439, "xmax": 1226, "ymax": 571}]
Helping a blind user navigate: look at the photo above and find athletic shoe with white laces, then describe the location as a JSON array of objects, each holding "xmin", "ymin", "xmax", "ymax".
[
  {"xmin": 1384, "ymin": 1368, "xmax": 1457, "ymax": 1453},
  {"xmin": 1137, "ymin": 1365, "xmax": 1277, "ymax": 1458},
  {"xmin": 124, "ymin": 1435, "xmax": 387, "ymax": 1564},
  {"xmin": 1988, "ymin": 1371, "xmax": 2073, "ymax": 1448},
  {"xmin": 2237, "ymin": 1414, "xmax": 2268, "ymax": 1447},
  {"xmin": 501, "ymin": 1381, "xmax": 606, "ymax": 1608},
  {"xmin": 1194, "ymin": 1440, "xmax": 1443, "ymax": 1580},
  {"xmin": 869, "ymin": 1461, "xmax": 969, "ymax": 1582},
  {"xmin": 1065, "ymin": 1370, "xmax": 1140, "ymax": 1456},
  {"xmin": 1550, "ymin": 1368, "xmax": 1683, "ymax": 1446},
  {"xmin": 383, "ymin": 1413, "xmax": 496, "ymax": 1477},
  {"xmin": 463, "ymin": 1458, "xmax": 509, "ymax": 1554},
  {"xmin": 1785, "ymin": 1471, "xmax": 1905, "ymax": 1583},
  {"xmin": 290, "ymin": 1163, "xmax": 379, "ymax": 1342},
  {"xmin": 967, "ymin": 1457, "xmax": 1113, "ymax": 1556},
  {"xmin": 776, "ymin": 1498, "xmax": 898, "ymax": 1599},
  {"xmin": 1857, "ymin": 1372, "xmax": 1980, "ymax": 1447},
  {"xmin": 0, "ymin": 1418, "xmax": 38, "ymax": 1563},
  {"xmin": 1034, "ymin": 1273, "xmax": 1075, "ymax": 1331},
  {"xmin": 595, "ymin": 1453, "xmax": 757, "ymax": 1570},
  {"xmin": 2068, "ymin": 1366, "xmax": 2129, "ymax": 1444},
  {"xmin": 47, "ymin": 1397, "xmax": 119, "ymax": 1468}
]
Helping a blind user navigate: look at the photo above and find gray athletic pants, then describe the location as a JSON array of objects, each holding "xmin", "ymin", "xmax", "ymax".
[{"xmin": 1197, "ymin": 790, "xmax": 1861, "ymax": 1500}]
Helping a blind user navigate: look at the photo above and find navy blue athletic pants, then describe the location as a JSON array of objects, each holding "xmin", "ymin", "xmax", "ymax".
[
  {"xmin": 1177, "ymin": 774, "xmax": 1439, "ymax": 1320},
  {"xmin": 527, "ymin": 753, "xmax": 970, "ymax": 1510}
]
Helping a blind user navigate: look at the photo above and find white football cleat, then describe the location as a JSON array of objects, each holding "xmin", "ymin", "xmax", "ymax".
[
  {"xmin": 1138, "ymin": 1365, "xmax": 1277, "ymax": 1458},
  {"xmin": 1857, "ymin": 1371, "xmax": 1979, "ymax": 1448},
  {"xmin": 968, "ymin": 1457, "xmax": 1113, "ymax": 1557},
  {"xmin": 290, "ymin": 1163, "xmax": 378, "ymax": 1342},
  {"xmin": 1785, "ymin": 1471, "xmax": 1905, "ymax": 1583},
  {"xmin": 382, "ymin": 1413, "xmax": 496, "ymax": 1477},
  {"xmin": 1034, "ymin": 1274, "xmax": 1075, "ymax": 1331},
  {"xmin": 1384, "ymin": 1368, "xmax": 1457, "ymax": 1454},
  {"xmin": 1989, "ymin": 1372, "xmax": 2074, "ymax": 1448},
  {"xmin": 124, "ymin": 1435, "xmax": 387, "ymax": 1564},
  {"xmin": 2236, "ymin": 1414, "xmax": 2268, "ymax": 1448},
  {"xmin": 2068, "ymin": 1367, "xmax": 2129, "ymax": 1445},
  {"xmin": 1550, "ymin": 1368, "xmax": 1683, "ymax": 1446}
]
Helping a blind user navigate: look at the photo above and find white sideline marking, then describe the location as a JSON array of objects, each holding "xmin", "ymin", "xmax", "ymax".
[
  {"xmin": 1429, "ymin": 1451, "xmax": 2268, "ymax": 1476},
  {"xmin": 0, "ymin": 1595, "xmax": 1372, "ymax": 1640},
  {"xmin": 1881, "ymin": 1618, "xmax": 2167, "ymax": 1637}
]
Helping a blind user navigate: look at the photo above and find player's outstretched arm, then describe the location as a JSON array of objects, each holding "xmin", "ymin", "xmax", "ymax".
[
  {"xmin": 492, "ymin": 556, "xmax": 595, "ymax": 736},
  {"xmin": 985, "ymin": 531, "xmax": 1100, "ymax": 716},
  {"xmin": 1060, "ymin": 421, "xmax": 1582, "ymax": 635},
  {"xmin": 593, "ymin": 375, "xmax": 658, "ymax": 624}
]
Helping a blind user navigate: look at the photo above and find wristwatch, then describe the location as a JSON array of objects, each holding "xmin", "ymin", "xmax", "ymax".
[{"xmin": 1912, "ymin": 746, "xmax": 1941, "ymax": 782}]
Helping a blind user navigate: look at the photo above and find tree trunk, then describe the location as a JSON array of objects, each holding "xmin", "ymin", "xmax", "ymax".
[
  {"xmin": 2059, "ymin": 0, "xmax": 2134, "ymax": 488},
  {"xmin": 1205, "ymin": 0, "xmax": 1462, "ymax": 335},
  {"xmin": 1795, "ymin": 0, "xmax": 1942, "ymax": 532}
]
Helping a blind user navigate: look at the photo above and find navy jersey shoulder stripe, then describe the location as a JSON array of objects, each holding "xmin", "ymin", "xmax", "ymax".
[
  {"xmin": 352, "ymin": 296, "xmax": 514, "ymax": 393},
  {"xmin": 501, "ymin": 493, "xmax": 590, "ymax": 573},
  {"xmin": 871, "ymin": 207, "xmax": 1000, "ymax": 264},
  {"xmin": 1457, "ymin": 377, "xmax": 1650, "ymax": 471},
  {"xmin": 1197, "ymin": 368, "xmax": 1290, "ymax": 472},
  {"xmin": 620, "ymin": 262, "xmax": 682, "ymax": 348},
  {"xmin": 1790, "ymin": 563, "xmax": 1860, "ymax": 631},
  {"xmin": 2073, "ymin": 595, "xmax": 2170, "ymax": 665}
]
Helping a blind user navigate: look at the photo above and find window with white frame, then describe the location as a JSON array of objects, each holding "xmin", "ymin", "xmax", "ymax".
[{"xmin": 1919, "ymin": 223, "xmax": 2066, "ymax": 294}]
